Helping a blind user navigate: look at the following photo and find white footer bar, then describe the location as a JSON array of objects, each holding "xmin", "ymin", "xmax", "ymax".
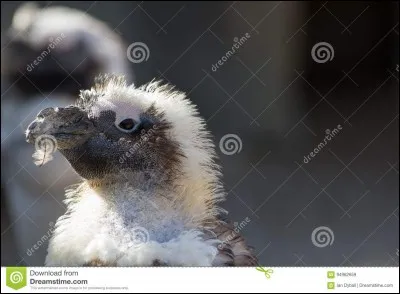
[{"xmin": 1, "ymin": 267, "xmax": 399, "ymax": 293}]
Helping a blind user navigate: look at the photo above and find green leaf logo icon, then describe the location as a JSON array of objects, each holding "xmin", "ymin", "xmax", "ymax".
[{"xmin": 6, "ymin": 267, "xmax": 27, "ymax": 290}]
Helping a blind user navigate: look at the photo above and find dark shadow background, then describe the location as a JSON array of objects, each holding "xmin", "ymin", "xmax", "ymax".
[{"xmin": 1, "ymin": 1, "xmax": 399, "ymax": 266}]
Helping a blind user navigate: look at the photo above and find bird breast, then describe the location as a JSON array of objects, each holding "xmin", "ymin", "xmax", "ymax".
[{"xmin": 45, "ymin": 184, "xmax": 220, "ymax": 266}]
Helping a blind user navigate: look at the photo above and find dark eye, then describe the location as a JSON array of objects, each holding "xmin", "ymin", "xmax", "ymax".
[{"xmin": 118, "ymin": 118, "xmax": 136, "ymax": 131}]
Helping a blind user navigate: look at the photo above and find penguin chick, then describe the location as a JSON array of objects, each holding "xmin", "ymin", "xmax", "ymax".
[
  {"xmin": 2, "ymin": 2, "xmax": 133, "ymax": 95},
  {"xmin": 26, "ymin": 74, "xmax": 257, "ymax": 266}
]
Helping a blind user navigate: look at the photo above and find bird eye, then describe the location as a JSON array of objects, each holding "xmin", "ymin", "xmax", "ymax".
[{"xmin": 118, "ymin": 118, "xmax": 137, "ymax": 132}]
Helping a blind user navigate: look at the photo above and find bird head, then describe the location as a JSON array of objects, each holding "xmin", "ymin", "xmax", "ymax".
[
  {"xmin": 26, "ymin": 74, "xmax": 222, "ymax": 198},
  {"xmin": 2, "ymin": 2, "xmax": 133, "ymax": 96}
]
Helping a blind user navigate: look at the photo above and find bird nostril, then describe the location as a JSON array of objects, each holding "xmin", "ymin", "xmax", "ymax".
[{"xmin": 28, "ymin": 121, "xmax": 37, "ymax": 131}]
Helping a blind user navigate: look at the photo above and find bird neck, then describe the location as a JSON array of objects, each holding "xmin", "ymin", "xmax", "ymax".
[
  {"xmin": 84, "ymin": 169, "xmax": 223, "ymax": 229},
  {"xmin": 86, "ymin": 170, "xmax": 171, "ymax": 192},
  {"xmin": 83, "ymin": 179, "xmax": 190, "ymax": 243}
]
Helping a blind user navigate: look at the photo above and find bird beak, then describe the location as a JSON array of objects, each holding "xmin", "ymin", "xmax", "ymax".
[{"xmin": 26, "ymin": 106, "xmax": 95, "ymax": 150}]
